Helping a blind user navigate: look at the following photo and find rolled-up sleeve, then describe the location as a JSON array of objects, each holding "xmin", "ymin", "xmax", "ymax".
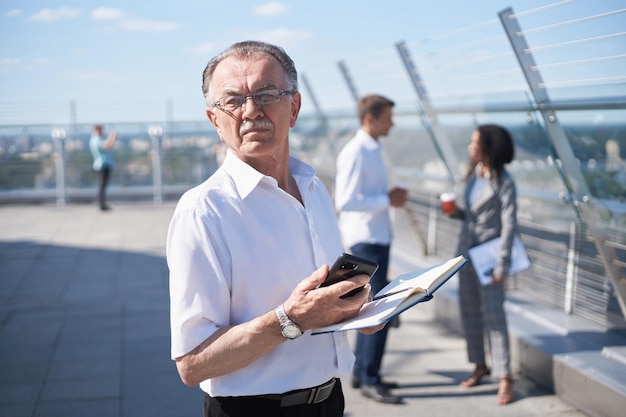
[{"xmin": 167, "ymin": 206, "xmax": 231, "ymax": 359}]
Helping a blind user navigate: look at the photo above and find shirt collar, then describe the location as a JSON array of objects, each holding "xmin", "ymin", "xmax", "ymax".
[
  {"xmin": 221, "ymin": 149, "xmax": 316, "ymax": 199},
  {"xmin": 355, "ymin": 129, "xmax": 380, "ymax": 149}
]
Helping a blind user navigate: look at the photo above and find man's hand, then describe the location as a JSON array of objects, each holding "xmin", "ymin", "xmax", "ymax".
[
  {"xmin": 389, "ymin": 186, "xmax": 408, "ymax": 207},
  {"xmin": 103, "ymin": 131, "xmax": 117, "ymax": 149},
  {"xmin": 282, "ymin": 265, "xmax": 372, "ymax": 331},
  {"xmin": 491, "ymin": 274, "xmax": 503, "ymax": 284}
]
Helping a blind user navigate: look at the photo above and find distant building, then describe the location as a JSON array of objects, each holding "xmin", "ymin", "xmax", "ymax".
[{"xmin": 606, "ymin": 139, "xmax": 623, "ymax": 171}]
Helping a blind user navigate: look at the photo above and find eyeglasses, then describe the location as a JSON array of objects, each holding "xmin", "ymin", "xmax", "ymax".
[{"xmin": 214, "ymin": 89, "xmax": 293, "ymax": 112}]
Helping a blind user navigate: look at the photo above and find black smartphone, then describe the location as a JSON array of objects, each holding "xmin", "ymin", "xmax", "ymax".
[{"xmin": 321, "ymin": 253, "xmax": 379, "ymax": 298}]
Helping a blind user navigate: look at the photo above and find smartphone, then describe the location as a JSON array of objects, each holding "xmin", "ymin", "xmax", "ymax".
[{"xmin": 321, "ymin": 253, "xmax": 379, "ymax": 298}]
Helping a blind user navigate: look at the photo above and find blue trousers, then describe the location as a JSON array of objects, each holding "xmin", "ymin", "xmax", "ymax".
[{"xmin": 350, "ymin": 242, "xmax": 391, "ymax": 386}]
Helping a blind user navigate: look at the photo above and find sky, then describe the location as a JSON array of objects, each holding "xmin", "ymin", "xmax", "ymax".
[{"xmin": 0, "ymin": 0, "xmax": 624, "ymax": 126}]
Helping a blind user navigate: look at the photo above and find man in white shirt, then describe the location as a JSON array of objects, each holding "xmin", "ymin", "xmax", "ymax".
[
  {"xmin": 167, "ymin": 41, "xmax": 383, "ymax": 417},
  {"xmin": 335, "ymin": 95, "xmax": 408, "ymax": 404}
]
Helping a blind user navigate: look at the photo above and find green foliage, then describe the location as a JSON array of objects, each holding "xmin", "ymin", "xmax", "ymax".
[
  {"xmin": 586, "ymin": 170, "xmax": 626, "ymax": 202},
  {"xmin": 0, "ymin": 155, "xmax": 43, "ymax": 189}
]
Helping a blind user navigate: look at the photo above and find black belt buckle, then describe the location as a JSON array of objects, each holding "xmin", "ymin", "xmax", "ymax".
[
  {"xmin": 279, "ymin": 378, "xmax": 335, "ymax": 407},
  {"xmin": 306, "ymin": 378, "xmax": 335, "ymax": 404}
]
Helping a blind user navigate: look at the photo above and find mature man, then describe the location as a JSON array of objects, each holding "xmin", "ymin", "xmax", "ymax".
[
  {"xmin": 167, "ymin": 41, "xmax": 382, "ymax": 417},
  {"xmin": 335, "ymin": 95, "xmax": 408, "ymax": 404}
]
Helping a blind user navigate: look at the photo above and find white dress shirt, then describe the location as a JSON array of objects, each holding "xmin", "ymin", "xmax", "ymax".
[
  {"xmin": 167, "ymin": 150, "xmax": 354, "ymax": 397},
  {"xmin": 335, "ymin": 129, "xmax": 392, "ymax": 249}
]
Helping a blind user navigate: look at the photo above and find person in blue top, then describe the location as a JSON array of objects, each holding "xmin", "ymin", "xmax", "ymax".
[{"xmin": 89, "ymin": 124, "xmax": 117, "ymax": 211}]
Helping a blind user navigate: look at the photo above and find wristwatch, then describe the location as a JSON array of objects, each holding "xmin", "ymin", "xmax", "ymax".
[{"xmin": 275, "ymin": 304, "xmax": 303, "ymax": 340}]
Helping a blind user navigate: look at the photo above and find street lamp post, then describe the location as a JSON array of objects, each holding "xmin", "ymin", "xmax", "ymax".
[
  {"xmin": 148, "ymin": 125, "xmax": 163, "ymax": 204},
  {"xmin": 51, "ymin": 128, "xmax": 67, "ymax": 207}
]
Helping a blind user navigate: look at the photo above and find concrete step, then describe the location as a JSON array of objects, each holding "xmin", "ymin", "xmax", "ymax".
[{"xmin": 392, "ymin": 248, "xmax": 626, "ymax": 417}]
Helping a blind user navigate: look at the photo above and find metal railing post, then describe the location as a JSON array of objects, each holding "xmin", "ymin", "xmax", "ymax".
[
  {"xmin": 51, "ymin": 128, "xmax": 66, "ymax": 207},
  {"xmin": 499, "ymin": 7, "xmax": 626, "ymax": 319},
  {"xmin": 301, "ymin": 73, "xmax": 329, "ymax": 133},
  {"xmin": 395, "ymin": 41, "xmax": 461, "ymax": 189},
  {"xmin": 149, "ymin": 125, "xmax": 163, "ymax": 204},
  {"xmin": 337, "ymin": 60, "xmax": 360, "ymax": 104},
  {"xmin": 564, "ymin": 221, "xmax": 579, "ymax": 314},
  {"xmin": 427, "ymin": 203, "xmax": 438, "ymax": 256}
]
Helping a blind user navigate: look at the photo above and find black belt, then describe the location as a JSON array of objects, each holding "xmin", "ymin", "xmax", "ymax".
[{"xmin": 254, "ymin": 378, "xmax": 336, "ymax": 407}]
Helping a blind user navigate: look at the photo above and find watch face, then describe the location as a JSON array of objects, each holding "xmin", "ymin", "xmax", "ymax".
[
  {"xmin": 276, "ymin": 305, "xmax": 302, "ymax": 339},
  {"xmin": 283, "ymin": 324, "xmax": 302, "ymax": 339}
]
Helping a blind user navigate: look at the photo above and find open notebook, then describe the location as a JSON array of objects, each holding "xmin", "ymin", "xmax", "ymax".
[{"xmin": 312, "ymin": 255, "xmax": 467, "ymax": 334}]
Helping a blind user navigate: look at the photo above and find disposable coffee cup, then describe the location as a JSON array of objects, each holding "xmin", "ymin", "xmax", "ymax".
[{"xmin": 440, "ymin": 192, "xmax": 456, "ymax": 214}]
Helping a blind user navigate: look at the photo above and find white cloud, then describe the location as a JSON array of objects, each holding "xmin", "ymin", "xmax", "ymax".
[
  {"xmin": 30, "ymin": 7, "xmax": 80, "ymax": 22},
  {"xmin": 6, "ymin": 9, "xmax": 21, "ymax": 17},
  {"xmin": 254, "ymin": 2, "xmax": 289, "ymax": 17},
  {"xmin": 91, "ymin": 7, "xmax": 125, "ymax": 21},
  {"xmin": 186, "ymin": 42, "xmax": 217, "ymax": 56},
  {"xmin": 0, "ymin": 58, "xmax": 51, "ymax": 74},
  {"xmin": 0, "ymin": 58, "xmax": 21, "ymax": 67},
  {"xmin": 31, "ymin": 58, "xmax": 51, "ymax": 68},
  {"xmin": 90, "ymin": 8, "xmax": 179, "ymax": 33},
  {"xmin": 118, "ymin": 19, "xmax": 180, "ymax": 33},
  {"xmin": 0, "ymin": 58, "xmax": 21, "ymax": 74}
]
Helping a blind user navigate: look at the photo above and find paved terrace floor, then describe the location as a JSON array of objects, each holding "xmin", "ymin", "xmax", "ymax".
[{"xmin": 0, "ymin": 202, "xmax": 588, "ymax": 417}]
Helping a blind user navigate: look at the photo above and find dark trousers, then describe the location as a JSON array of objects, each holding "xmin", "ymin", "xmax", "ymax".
[
  {"xmin": 203, "ymin": 380, "xmax": 344, "ymax": 417},
  {"xmin": 350, "ymin": 242, "xmax": 391, "ymax": 386},
  {"xmin": 96, "ymin": 166, "xmax": 111, "ymax": 209}
]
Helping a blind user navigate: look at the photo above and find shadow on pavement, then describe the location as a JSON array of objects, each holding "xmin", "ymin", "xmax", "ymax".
[{"xmin": 0, "ymin": 240, "xmax": 202, "ymax": 417}]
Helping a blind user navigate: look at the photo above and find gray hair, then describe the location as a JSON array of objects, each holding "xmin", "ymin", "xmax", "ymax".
[{"xmin": 202, "ymin": 40, "xmax": 299, "ymax": 108}]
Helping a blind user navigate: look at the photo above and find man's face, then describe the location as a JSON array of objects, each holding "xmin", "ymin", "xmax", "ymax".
[
  {"xmin": 372, "ymin": 106, "xmax": 394, "ymax": 138},
  {"xmin": 206, "ymin": 53, "xmax": 301, "ymax": 164}
]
